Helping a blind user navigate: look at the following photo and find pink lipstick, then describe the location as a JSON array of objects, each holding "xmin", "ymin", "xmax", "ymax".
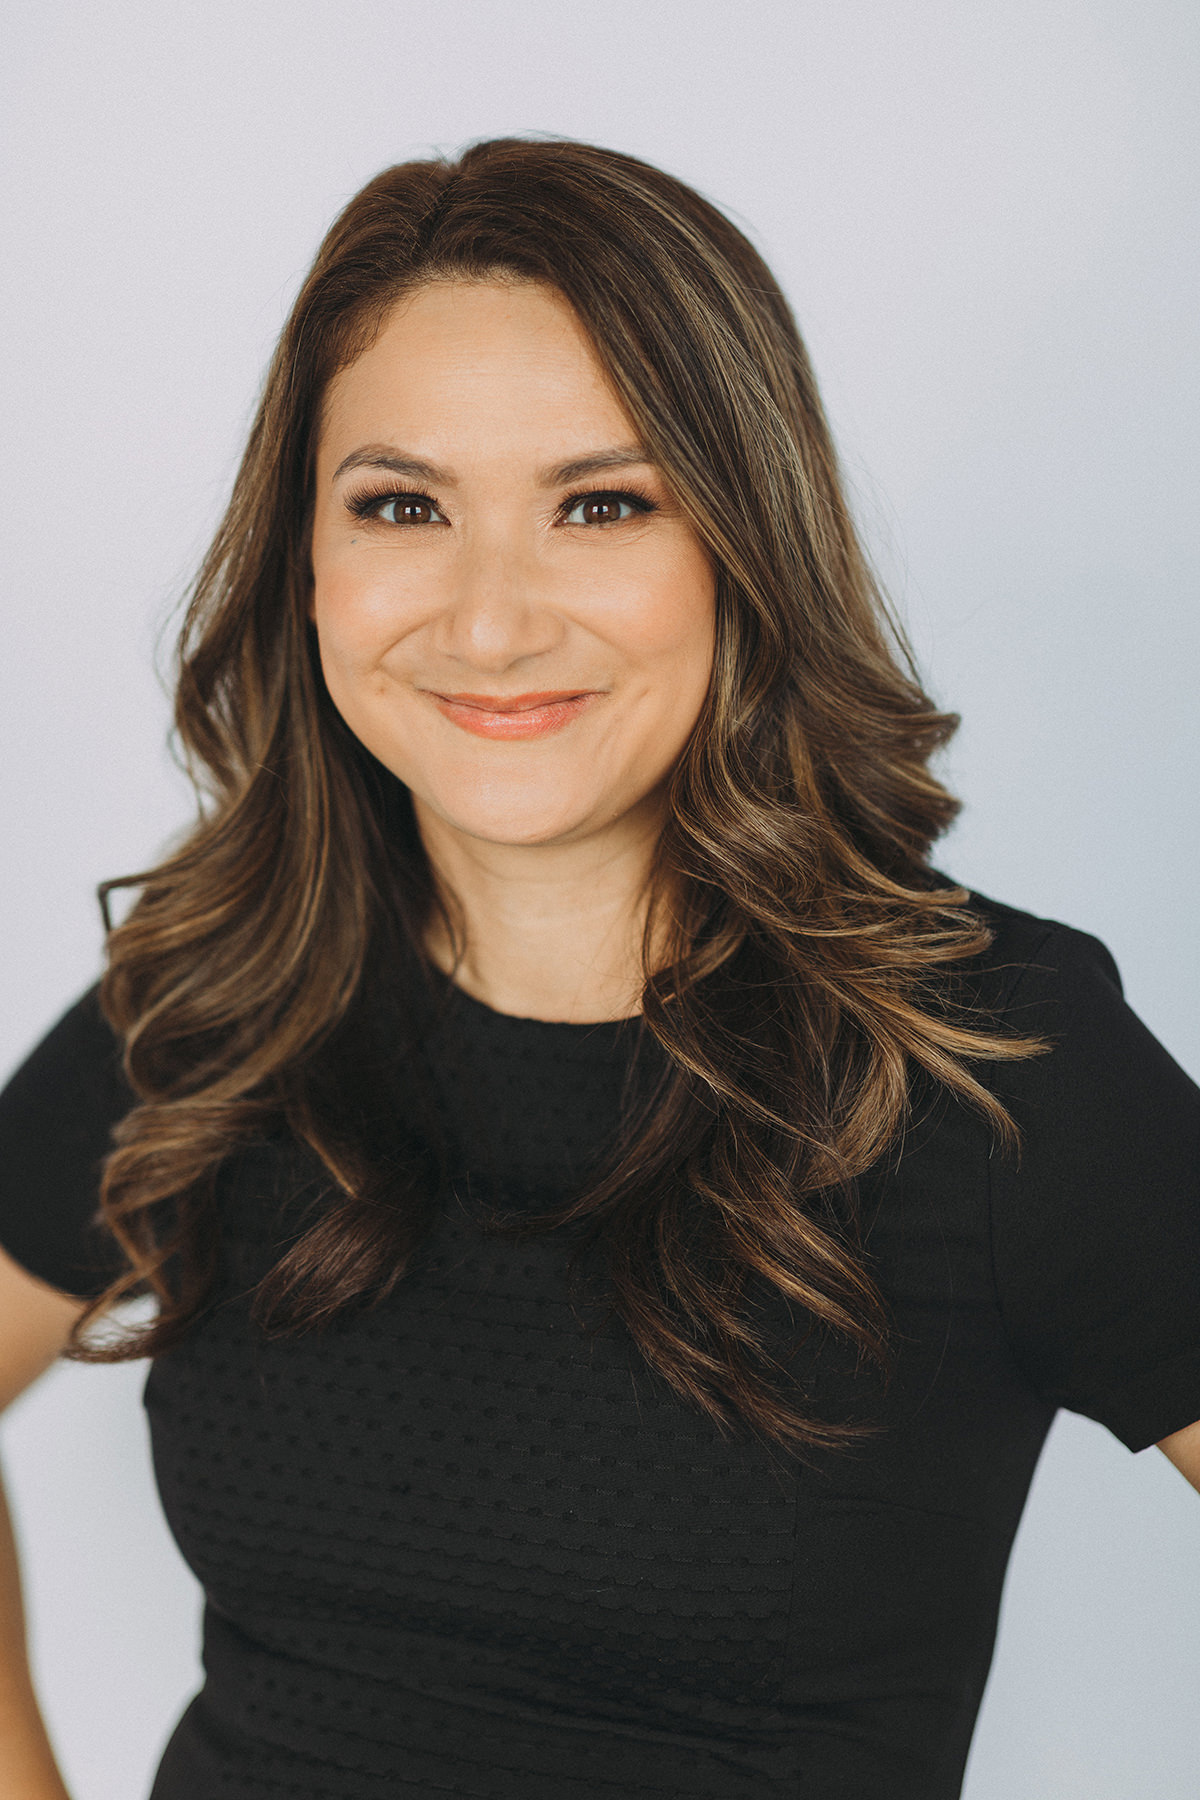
[{"xmin": 428, "ymin": 689, "xmax": 600, "ymax": 740}]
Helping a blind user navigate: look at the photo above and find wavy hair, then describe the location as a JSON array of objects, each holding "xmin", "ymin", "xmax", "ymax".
[{"xmin": 75, "ymin": 138, "xmax": 1044, "ymax": 1450}]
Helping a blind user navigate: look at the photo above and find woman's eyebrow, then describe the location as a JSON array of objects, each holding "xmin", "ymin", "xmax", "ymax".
[
  {"xmin": 332, "ymin": 446, "xmax": 450, "ymax": 485},
  {"xmin": 331, "ymin": 444, "xmax": 653, "ymax": 488},
  {"xmin": 541, "ymin": 446, "xmax": 653, "ymax": 486}
]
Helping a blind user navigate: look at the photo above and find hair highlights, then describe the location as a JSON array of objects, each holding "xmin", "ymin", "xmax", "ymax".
[{"xmin": 78, "ymin": 139, "xmax": 1044, "ymax": 1452}]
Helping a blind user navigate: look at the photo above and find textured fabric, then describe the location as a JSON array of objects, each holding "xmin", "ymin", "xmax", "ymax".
[{"xmin": 1, "ymin": 890, "xmax": 1198, "ymax": 1798}]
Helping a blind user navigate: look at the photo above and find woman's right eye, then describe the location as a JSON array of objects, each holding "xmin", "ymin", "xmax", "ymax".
[{"xmin": 365, "ymin": 494, "xmax": 447, "ymax": 526}]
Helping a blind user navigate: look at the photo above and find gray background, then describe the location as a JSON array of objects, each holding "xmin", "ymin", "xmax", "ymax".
[{"xmin": 1, "ymin": 2, "xmax": 1197, "ymax": 1795}]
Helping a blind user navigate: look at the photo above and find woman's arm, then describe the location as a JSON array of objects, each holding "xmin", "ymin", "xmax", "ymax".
[
  {"xmin": 1158, "ymin": 1419, "xmax": 1200, "ymax": 1494},
  {"xmin": 0, "ymin": 1244, "xmax": 86, "ymax": 1800}
]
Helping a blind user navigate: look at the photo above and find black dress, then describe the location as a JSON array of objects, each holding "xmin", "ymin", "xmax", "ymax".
[{"xmin": 1, "ymin": 891, "xmax": 1198, "ymax": 1799}]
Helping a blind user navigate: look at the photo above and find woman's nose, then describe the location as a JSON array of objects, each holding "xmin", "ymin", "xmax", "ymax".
[{"xmin": 431, "ymin": 525, "xmax": 563, "ymax": 671}]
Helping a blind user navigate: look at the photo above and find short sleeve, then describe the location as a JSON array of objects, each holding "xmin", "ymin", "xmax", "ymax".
[
  {"xmin": 988, "ymin": 924, "xmax": 1200, "ymax": 1451},
  {"xmin": 0, "ymin": 985, "xmax": 134, "ymax": 1296}
]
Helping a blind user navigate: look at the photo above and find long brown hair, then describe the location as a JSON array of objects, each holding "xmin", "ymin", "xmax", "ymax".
[{"xmin": 76, "ymin": 138, "xmax": 1043, "ymax": 1450}]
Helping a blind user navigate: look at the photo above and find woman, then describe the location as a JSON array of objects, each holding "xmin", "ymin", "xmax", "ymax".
[{"xmin": 1, "ymin": 137, "xmax": 1197, "ymax": 1800}]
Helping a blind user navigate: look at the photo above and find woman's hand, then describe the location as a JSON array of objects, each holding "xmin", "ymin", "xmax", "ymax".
[
  {"xmin": 1158, "ymin": 1418, "xmax": 1200, "ymax": 1493},
  {"xmin": 0, "ymin": 1244, "xmax": 84, "ymax": 1800}
]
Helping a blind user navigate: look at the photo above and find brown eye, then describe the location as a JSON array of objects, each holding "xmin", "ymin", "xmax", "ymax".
[
  {"xmin": 376, "ymin": 495, "xmax": 446, "ymax": 525},
  {"xmin": 564, "ymin": 492, "xmax": 640, "ymax": 526}
]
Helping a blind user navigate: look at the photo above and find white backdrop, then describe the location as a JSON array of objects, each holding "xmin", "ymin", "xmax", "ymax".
[{"xmin": 1, "ymin": 3, "xmax": 1198, "ymax": 1795}]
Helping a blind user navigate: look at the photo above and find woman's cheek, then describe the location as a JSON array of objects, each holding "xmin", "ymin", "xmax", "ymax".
[
  {"xmin": 314, "ymin": 564, "xmax": 430, "ymax": 663},
  {"xmin": 578, "ymin": 556, "xmax": 714, "ymax": 662}
]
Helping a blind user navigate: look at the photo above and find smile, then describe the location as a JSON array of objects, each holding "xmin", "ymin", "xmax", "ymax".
[{"xmin": 427, "ymin": 689, "xmax": 601, "ymax": 740}]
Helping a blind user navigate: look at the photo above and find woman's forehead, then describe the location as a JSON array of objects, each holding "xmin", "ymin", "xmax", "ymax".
[{"xmin": 317, "ymin": 279, "xmax": 637, "ymax": 482}]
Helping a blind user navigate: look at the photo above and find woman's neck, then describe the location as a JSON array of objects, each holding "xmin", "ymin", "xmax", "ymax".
[{"xmin": 415, "ymin": 801, "xmax": 660, "ymax": 1024}]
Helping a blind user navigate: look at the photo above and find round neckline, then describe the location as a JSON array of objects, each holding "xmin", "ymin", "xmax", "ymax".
[{"xmin": 436, "ymin": 969, "xmax": 641, "ymax": 1040}]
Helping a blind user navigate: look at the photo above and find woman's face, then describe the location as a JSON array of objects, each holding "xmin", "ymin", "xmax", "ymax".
[{"xmin": 310, "ymin": 279, "xmax": 716, "ymax": 854}]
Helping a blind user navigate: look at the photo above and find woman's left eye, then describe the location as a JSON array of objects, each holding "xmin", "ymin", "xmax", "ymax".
[
  {"xmin": 562, "ymin": 491, "xmax": 647, "ymax": 527},
  {"xmin": 374, "ymin": 495, "xmax": 446, "ymax": 525}
]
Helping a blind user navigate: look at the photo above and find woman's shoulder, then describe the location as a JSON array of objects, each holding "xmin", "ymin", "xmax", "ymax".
[
  {"xmin": 954, "ymin": 889, "xmax": 1200, "ymax": 1451},
  {"xmin": 0, "ymin": 983, "xmax": 133, "ymax": 1137},
  {"xmin": 947, "ymin": 884, "xmax": 1197, "ymax": 1133},
  {"xmin": 0, "ymin": 984, "xmax": 132, "ymax": 1295},
  {"xmin": 942, "ymin": 877, "xmax": 1197, "ymax": 1135},
  {"xmin": 957, "ymin": 885, "xmax": 1123, "ymax": 1004},
  {"xmin": 3, "ymin": 977, "xmax": 124, "ymax": 1077},
  {"xmin": 930, "ymin": 884, "xmax": 1198, "ymax": 1235},
  {"xmin": 927, "ymin": 885, "xmax": 1129, "ymax": 1058}
]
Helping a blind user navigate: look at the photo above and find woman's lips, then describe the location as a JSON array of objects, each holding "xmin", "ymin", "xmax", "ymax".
[{"xmin": 428, "ymin": 689, "xmax": 601, "ymax": 740}]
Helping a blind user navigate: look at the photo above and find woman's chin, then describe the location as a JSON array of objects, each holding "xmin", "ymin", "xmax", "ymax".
[{"xmin": 413, "ymin": 788, "xmax": 614, "ymax": 853}]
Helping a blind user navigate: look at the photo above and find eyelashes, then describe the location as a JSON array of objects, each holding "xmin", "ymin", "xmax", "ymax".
[
  {"xmin": 561, "ymin": 488, "xmax": 658, "ymax": 527},
  {"xmin": 342, "ymin": 483, "xmax": 660, "ymax": 527},
  {"xmin": 345, "ymin": 489, "xmax": 446, "ymax": 526}
]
